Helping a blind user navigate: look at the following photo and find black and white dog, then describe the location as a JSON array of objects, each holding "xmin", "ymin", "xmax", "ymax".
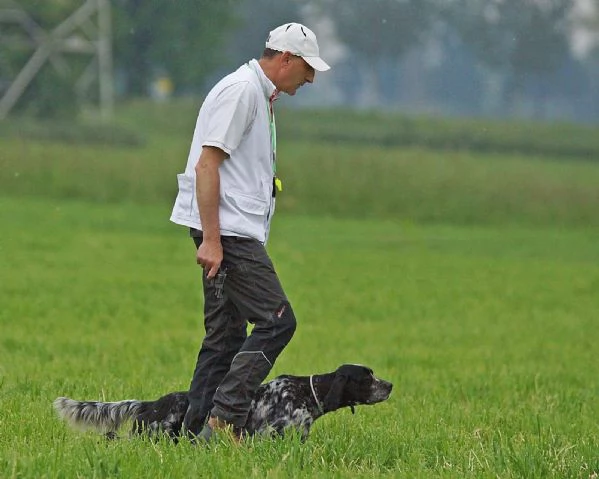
[{"xmin": 54, "ymin": 364, "xmax": 393, "ymax": 441}]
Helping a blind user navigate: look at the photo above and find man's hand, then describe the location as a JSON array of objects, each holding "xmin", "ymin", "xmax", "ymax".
[
  {"xmin": 194, "ymin": 145, "xmax": 227, "ymax": 279},
  {"xmin": 196, "ymin": 238, "xmax": 223, "ymax": 279}
]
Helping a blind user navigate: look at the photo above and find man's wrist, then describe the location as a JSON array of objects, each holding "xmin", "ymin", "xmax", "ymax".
[{"xmin": 202, "ymin": 231, "xmax": 221, "ymax": 243}]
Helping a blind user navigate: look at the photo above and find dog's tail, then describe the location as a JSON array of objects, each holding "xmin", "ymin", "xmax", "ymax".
[{"xmin": 54, "ymin": 397, "xmax": 143, "ymax": 434}]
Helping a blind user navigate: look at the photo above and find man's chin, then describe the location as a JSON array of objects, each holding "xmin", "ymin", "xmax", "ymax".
[{"xmin": 282, "ymin": 86, "xmax": 298, "ymax": 96}]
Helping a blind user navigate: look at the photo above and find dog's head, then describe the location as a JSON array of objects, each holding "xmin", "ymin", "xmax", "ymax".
[{"xmin": 322, "ymin": 364, "xmax": 393, "ymax": 413}]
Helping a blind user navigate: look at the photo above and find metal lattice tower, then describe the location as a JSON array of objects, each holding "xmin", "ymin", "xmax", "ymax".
[{"xmin": 0, "ymin": 0, "xmax": 113, "ymax": 119}]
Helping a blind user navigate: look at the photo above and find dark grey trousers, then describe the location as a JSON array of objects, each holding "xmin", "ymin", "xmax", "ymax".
[{"xmin": 183, "ymin": 231, "xmax": 296, "ymax": 432}]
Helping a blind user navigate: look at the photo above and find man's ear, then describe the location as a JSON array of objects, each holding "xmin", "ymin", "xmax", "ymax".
[
  {"xmin": 323, "ymin": 372, "xmax": 348, "ymax": 412},
  {"xmin": 280, "ymin": 51, "xmax": 294, "ymax": 68}
]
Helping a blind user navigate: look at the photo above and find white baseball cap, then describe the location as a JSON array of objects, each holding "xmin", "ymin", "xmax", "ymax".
[{"xmin": 266, "ymin": 23, "xmax": 331, "ymax": 72}]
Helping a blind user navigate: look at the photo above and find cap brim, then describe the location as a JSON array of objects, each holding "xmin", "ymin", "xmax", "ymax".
[{"xmin": 303, "ymin": 56, "xmax": 330, "ymax": 72}]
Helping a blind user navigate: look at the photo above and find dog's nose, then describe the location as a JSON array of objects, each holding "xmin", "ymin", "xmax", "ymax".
[{"xmin": 382, "ymin": 381, "xmax": 393, "ymax": 397}]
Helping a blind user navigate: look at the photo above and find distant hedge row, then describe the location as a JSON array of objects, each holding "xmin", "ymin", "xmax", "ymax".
[
  {"xmin": 0, "ymin": 119, "xmax": 143, "ymax": 147},
  {"xmin": 2, "ymin": 100, "xmax": 599, "ymax": 227},
  {"xmin": 3, "ymin": 101, "xmax": 597, "ymax": 160},
  {"xmin": 277, "ymin": 109, "xmax": 599, "ymax": 161}
]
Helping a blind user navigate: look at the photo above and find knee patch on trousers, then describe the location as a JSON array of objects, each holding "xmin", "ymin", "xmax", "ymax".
[{"xmin": 274, "ymin": 301, "xmax": 297, "ymax": 340}]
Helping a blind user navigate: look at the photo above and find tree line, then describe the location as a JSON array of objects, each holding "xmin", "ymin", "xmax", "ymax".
[{"xmin": 1, "ymin": 0, "xmax": 597, "ymax": 120}]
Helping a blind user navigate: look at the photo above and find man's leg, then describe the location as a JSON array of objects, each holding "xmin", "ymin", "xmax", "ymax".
[
  {"xmin": 207, "ymin": 237, "xmax": 297, "ymax": 429},
  {"xmin": 183, "ymin": 237, "xmax": 247, "ymax": 435}
]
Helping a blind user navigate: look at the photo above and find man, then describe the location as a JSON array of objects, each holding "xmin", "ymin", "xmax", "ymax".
[{"xmin": 170, "ymin": 23, "xmax": 330, "ymax": 442}]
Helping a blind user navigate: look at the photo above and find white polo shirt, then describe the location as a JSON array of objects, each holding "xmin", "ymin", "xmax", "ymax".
[{"xmin": 170, "ymin": 59, "xmax": 277, "ymax": 244}]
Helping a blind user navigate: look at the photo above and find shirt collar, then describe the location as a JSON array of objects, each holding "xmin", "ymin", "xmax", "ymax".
[{"xmin": 248, "ymin": 59, "xmax": 279, "ymax": 102}]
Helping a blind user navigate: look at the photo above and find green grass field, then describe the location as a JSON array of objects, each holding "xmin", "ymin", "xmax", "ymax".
[
  {"xmin": 1, "ymin": 196, "xmax": 598, "ymax": 478},
  {"xmin": 1, "ymin": 102, "xmax": 599, "ymax": 477}
]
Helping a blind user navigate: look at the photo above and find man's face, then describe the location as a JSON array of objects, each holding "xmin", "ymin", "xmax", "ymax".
[{"xmin": 276, "ymin": 52, "xmax": 315, "ymax": 96}]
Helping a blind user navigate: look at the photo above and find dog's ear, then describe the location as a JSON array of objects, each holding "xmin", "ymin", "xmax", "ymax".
[{"xmin": 323, "ymin": 372, "xmax": 348, "ymax": 412}]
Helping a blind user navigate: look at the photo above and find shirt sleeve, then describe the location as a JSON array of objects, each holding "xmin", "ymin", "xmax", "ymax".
[{"xmin": 202, "ymin": 81, "xmax": 257, "ymax": 155}]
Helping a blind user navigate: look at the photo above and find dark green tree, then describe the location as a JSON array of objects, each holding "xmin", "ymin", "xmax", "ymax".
[
  {"xmin": 112, "ymin": 0, "xmax": 241, "ymax": 95},
  {"xmin": 222, "ymin": 0, "xmax": 304, "ymax": 69},
  {"xmin": 5, "ymin": 0, "xmax": 81, "ymax": 27}
]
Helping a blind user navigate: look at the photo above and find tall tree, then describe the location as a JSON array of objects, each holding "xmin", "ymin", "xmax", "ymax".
[
  {"xmin": 112, "ymin": 0, "xmax": 241, "ymax": 95},
  {"xmin": 5, "ymin": 0, "xmax": 80, "ymax": 27},
  {"xmin": 223, "ymin": 0, "xmax": 304, "ymax": 70},
  {"xmin": 447, "ymin": 0, "xmax": 573, "ymax": 116},
  {"xmin": 315, "ymin": 0, "xmax": 437, "ymax": 105},
  {"xmin": 581, "ymin": 1, "xmax": 599, "ymax": 121}
]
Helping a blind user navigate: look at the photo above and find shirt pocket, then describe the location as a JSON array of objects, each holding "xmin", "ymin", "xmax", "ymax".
[
  {"xmin": 225, "ymin": 189, "xmax": 268, "ymax": 215},
  {"xmin": 176, "ymin": 173, "xmax": 195, "ymax": 214}
]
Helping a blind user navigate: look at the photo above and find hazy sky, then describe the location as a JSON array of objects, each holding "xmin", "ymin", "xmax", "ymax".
[{"xmin": 572, "ymin": 0, "xmax": 599, "ymax": 56}]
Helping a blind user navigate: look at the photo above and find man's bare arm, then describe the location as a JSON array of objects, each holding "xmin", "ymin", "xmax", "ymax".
[{"xmin": 195, "ymin": 146, "xmax": 227, "ymax": 279}]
